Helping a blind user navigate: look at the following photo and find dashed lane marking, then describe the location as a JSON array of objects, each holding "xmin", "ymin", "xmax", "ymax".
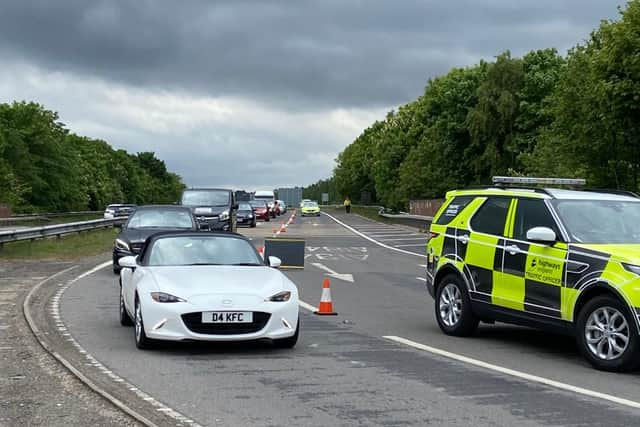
[
  {"xmin": 384, "ymin": 335, "xmax": 640, "ymax": 411},
  {"xmin": 416, "ymin": 277, "xmax": 427, "ymax": 282}
]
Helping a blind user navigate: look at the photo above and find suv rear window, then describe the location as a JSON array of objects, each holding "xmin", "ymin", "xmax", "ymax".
[
  {"xmin": 435, "ymin": 196, "xmax": 474, "ymax": 225},
  {"xmin": 470, "ymin": 197, "xmax": 511, "ymax": 236}
]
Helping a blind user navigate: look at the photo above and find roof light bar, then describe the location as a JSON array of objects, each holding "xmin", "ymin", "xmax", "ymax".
[{"xmin": 492, "ymin": 176, "xmax": 586, "ymax": 186}]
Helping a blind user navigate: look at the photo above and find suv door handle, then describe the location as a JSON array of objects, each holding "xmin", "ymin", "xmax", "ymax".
[
  {"xmin": 505, "ymin": 244, "xmax": 522, "ymax": 255},
  {"xmin": 457, "ymin": 234, "xmax": 470, "ymax": 245}
]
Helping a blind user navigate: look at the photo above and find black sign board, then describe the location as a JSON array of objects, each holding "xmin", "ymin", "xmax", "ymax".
[{"xmin": 264, "ymin": 238, "xmax": 305, "ymax": 269}]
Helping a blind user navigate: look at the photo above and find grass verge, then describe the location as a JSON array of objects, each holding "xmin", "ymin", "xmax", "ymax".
[{"xmin": 0, "ymin": 227, "xmax": 117, "ymax": 260}]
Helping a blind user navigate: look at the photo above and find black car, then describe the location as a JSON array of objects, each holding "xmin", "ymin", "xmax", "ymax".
[
  {"xmin": 236, "ymin": 202, "xmax": 257, "ymax": 228},
  {"xmin": 180, "ymin": 188, "xmax": 238, "ymax": 232},
  {"xmin": 112, "ymin": 205, "xmax": 197, "ymax": 274}
]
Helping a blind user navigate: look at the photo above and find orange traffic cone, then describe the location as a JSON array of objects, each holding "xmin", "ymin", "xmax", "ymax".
[
  {"xmin": 280, "ymin": 225, "xmax": 286, "ymax": 233},
  {"xmin": 315, "ymin": 278, "xmax": 338, "ymax": 315}
]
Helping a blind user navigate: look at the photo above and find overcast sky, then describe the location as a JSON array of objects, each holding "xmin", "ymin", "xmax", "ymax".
[{"xmin": 0, "ymin": 1, "xmax": 623, "ymax": 190}]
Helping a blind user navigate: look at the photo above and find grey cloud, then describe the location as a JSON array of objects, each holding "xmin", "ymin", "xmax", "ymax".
[{"xmin": 0, "ymin": 0, "xmax": 621, "ymax": 110}]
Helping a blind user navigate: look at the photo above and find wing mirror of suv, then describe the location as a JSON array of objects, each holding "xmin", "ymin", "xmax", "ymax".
[
  {"xmin": 232, "ymin": 203, "xmax": 239, "ymax": 210},
  {"xmin": 118, "ymin": 255, "xmax": 138, "ymax": 269},
  {"xmin": 268, "ymin": 256, "xmax": 282, "ymax": 268},
  {"xmin": 526, "ymin": 227, "xmax": 556, "ymax": 243}
]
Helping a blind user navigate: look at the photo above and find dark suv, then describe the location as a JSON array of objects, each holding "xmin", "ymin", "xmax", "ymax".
[{"xmin": 180, "ymin": 188, "xmax": 238, "ymax": 232}]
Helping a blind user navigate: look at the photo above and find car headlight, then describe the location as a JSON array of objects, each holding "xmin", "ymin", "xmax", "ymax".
[
  {"xmin": 114, "ymin": 238, "xmax": 130, "ymax": 251},
  {"xmin": 267, "ymin": 291, "xmax": 291, "ymax": 302},
  {"xmin": 623, "ymin": 263, "xmax": 640, "ymax": 275},
  {"xmin": 219, "ymin": 210, "xmax": 229, "ymax": 221},
  {"xmin": 248, "ymin": 213, "xmax": 253, "ymax": 218},
  {"xmin": 150, "ymin": 292, "xmax": 186, "ymax": 303}
]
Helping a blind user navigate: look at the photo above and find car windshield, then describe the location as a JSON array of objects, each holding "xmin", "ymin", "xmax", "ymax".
[
  {"xmin": 553, "ymin": 199, "xmax": 640, "ymax": 243},
  {"xmin": 181, "ymin": 190, "xmax": 230, "ymax": 206},
  {"xmin": 304, "ymin": 202, "xmax": 318, "ymax": 207},
  {"xmin": 249, "ymin": 201, "xmax": 266, "ymax": 208},
  {"xmin": 127, "ymin": 209, "xmax": 193, "ymax": 229},
  {"xmin": 148, "ymin": 236, "xmax": 262, "ymax": 266},
  {"xmin": 238, "ymin": 203, "xmax": 252, "ymax": 210}
]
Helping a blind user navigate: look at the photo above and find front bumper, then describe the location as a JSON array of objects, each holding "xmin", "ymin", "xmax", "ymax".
[
  {"xmin": 237, "ymin": 215, "xmax": 255, "ymax": 226},
  {"xmin": 301, "ymin": 210, "xmax": 320, "ymax": 216},
  {"xmin": 140, "ymin": 293, "xmax": 299, "ymax": 342},
  {"xmin": 197, "ymin": 216, "xmax": 231, "ymax": 231}
]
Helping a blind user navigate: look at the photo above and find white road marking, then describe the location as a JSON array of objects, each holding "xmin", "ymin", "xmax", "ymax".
[
  {"xmin": 416, "ymin": 277, "xmax": 427, "ymax": 282},
  {"xmin": 368, "ymin": 233, "xmax": 422, "ymax": 237},
  {"xmin": 384, "ymin": 335, "xmax": 640, "ymax": 411},
  {"xmin": 322, "ymin": 212, "xmax": 426, "ymax": 259},
  {"xmin": 378, "ymin": 237, "xmax": 427, "ymax": 241},
  {"xmin": 298, "ymin": 300, "xmax": 317, "ymax": 311},
  {"xmin": 418, "ymin": 264, "xmax": 427, "ymax": 268},
  {"xmin": 394, "ymin": 244, "xmax": 427, "ymax": 248},
  {"xmin": 310, "ymin": 262, "xmax": 354, "ymax": 283}
]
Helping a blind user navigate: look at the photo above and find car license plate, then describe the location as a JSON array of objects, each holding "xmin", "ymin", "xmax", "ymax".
[{"xmin": 201, "ymin": 311, "xmax": 253, "ymax": 323}]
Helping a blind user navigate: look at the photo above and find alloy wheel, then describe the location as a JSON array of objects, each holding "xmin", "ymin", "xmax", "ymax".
[
  {"xmin": 439, "ymin": 283, "xmax": 462, "ymax": 327},
  {"xmin": 585, "ymin": 306, "xmax": 629, "ymax": 360}
]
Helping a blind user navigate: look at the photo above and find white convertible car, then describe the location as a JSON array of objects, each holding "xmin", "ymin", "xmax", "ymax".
[{"xmin": 118, "ymin": 232, "xmax": 299, "ymax": 349}]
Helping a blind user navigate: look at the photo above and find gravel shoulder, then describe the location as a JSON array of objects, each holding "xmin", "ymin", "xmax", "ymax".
[{"xmin": 0, "ymin": 255, "xmax": 139, "ymax": 427}]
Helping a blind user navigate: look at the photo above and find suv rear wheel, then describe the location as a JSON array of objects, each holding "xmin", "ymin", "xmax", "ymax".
[
  {"xmin": 576, "ymin": 295, "xmax": 639, "ymax": 372},
  {"xmin": 435, "ymin": 274, "xmax": 479, "ymax": 336}
]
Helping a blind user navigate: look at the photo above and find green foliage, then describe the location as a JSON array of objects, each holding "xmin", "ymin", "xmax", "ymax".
[
  {"xmin": 0, "ymin": 101, "xmax": 185, "ymax": 212},
  {"xmin": 302, "ymin": 178, "xmax": 339, "ymax": 204},
  {"xmin": 315, "ymin": 2, "xmax": 640, "ymax": 209}
]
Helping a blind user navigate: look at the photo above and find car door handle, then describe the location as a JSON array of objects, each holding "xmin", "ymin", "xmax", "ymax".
[
  {"xmin": 505, "ymin": 245, "xmax": 522, "ymax": 255},
  {"xmin": 457, "ymin": 234, "xmax": 470, "ymax": 245}
]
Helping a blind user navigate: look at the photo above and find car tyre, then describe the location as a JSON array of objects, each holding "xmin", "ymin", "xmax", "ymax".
[
  {"xmin": 134, "ymin": 297, "xmax": 155, "ymax": 350},
  {"xmin": 119, "ymin": 283, "xmax": 133, "ymax": 327},
  {"xmin": 273, "ymin": 319, "xmax": 299, "ymax": 349},
  {"xmin": 434, "ymin": 274, "xmax": 478, "ymax": 337},
  {"xmin": 576, "ymin": 295, "xmax": 640, "ymax": 372}
]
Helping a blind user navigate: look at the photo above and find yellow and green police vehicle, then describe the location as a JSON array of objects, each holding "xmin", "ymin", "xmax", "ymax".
[
  {"xmin": 301, "ymin": 201, "xmax": 321, "ymax": 216},
  {"xmin": 426, "ymin": 176, "xmax": 640, "ymax": 371}
]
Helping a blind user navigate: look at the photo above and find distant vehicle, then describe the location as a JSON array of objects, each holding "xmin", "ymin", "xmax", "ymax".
[
  {"xmin": 276, "ymin": 200, "xmax": 287, "ymax": 215},
  {"xmin": 237, "ymin": 202, "xmax": 257, "ymax": 228},
  {"xmin": 118, "ymin": 232, "xmax": 299, "ymax": 349},
  {"xmin": 104, "ymin": 204, "xmax": 137, "ymax": 219},
  {"xmin": 254, "ymin": 190, "xmax": 276, "ymax": 218},
  {"xmin": 180, "ymin": 188, "xmax": 237, "ymax": 232},
  {"xmin": 301, "ymin": 201, "xmax": 320, "ymax": 216},
  {"xmin": 249, "ymin": 200, "xmax": 270, "ymax": 221},
  {"xmin": 299, "ymin": 199, "xmax": 311, "ymax": 208},
  {"xmin": 112, "ymin": 205, "xmax": 197, "ymax": 274}
]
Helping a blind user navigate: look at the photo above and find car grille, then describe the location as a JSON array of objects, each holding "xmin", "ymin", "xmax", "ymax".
[{"xmin": 181, "ymin": 312, "xmax": 271, "ymax": 335}]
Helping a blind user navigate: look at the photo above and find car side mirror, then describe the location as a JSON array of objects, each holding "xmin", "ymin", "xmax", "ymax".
[
  {"xmin": 119, "ymin": 255, "xmax": 138, "ymax": 268},
  {"xmin": 232, "ymin": 203, "xmax": 239, "ymax": 210},
  {"xmin": 526, "ymin": 227, "xmax": 556, "ymax": 243},
  {"xmin": 268, "ymin": 256, "xmax": 282, "ymax": 268}
]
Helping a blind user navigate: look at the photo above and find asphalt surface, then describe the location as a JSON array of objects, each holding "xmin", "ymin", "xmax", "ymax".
[
  {"xmin": 0, "ymin": 258, "xmax": 139, "ymax": 427},
  {"xmin": 56, "ymin": 211, "xmax": 640, "ymax": 426}
]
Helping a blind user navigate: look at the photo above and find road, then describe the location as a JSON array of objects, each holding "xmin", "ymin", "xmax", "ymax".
[{"xmin": 48, "ymin": 211, "xmax": 640, "ymax": 426}]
